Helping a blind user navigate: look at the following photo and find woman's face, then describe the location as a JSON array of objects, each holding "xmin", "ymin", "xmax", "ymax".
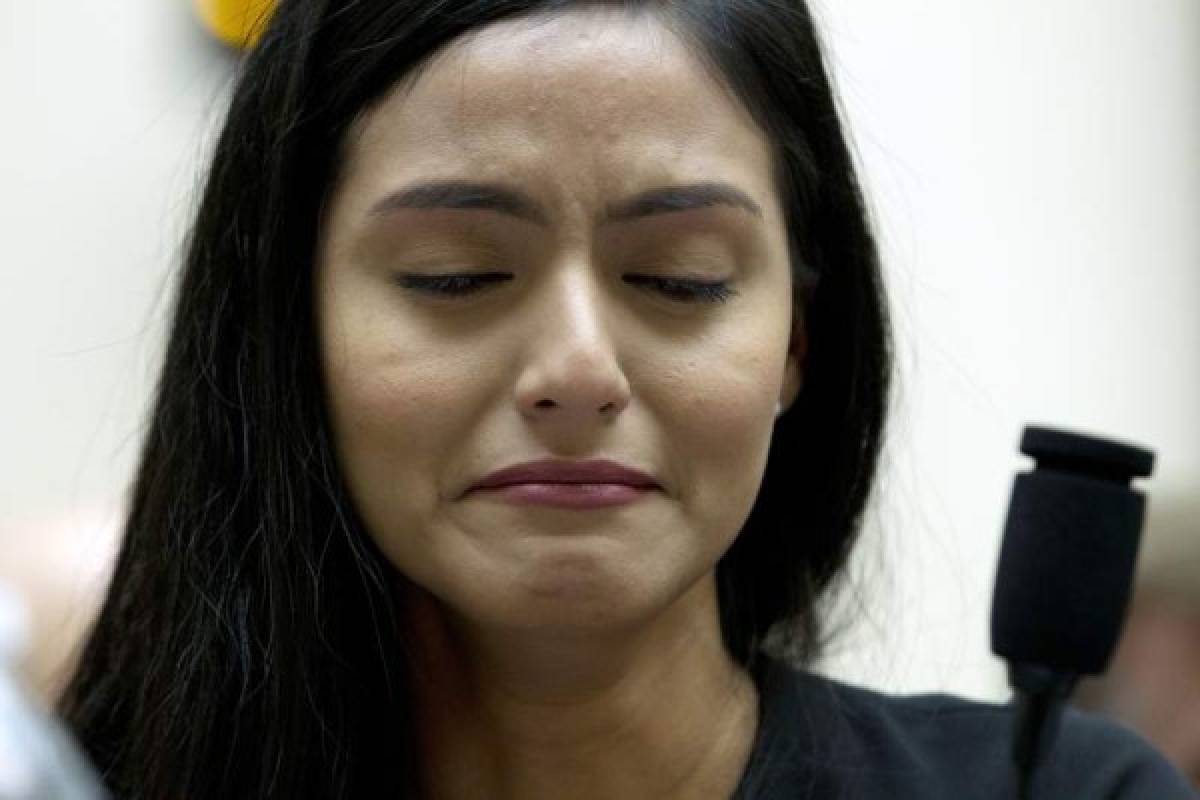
[{"xmin": 316, "ymin": 8, "xmax": 803, "ymax": 635}]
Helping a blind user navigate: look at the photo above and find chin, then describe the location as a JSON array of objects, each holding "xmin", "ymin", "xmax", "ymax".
[{"xmin": 474, "ymin": 560, "xmax": 701, "ymax": 635}]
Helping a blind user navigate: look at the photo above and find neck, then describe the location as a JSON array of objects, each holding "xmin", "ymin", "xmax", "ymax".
[{"xmin": 401, "ymin": 575, "xmax": 760, "ymax": 800}]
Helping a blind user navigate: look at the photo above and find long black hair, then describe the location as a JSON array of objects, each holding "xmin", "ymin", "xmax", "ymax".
[{"xmin": 58, "ymin": 1, "xmax": 891, "ymax": 796}]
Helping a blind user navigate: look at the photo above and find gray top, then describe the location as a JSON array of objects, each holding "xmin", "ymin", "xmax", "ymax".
[{"xmin": 732, "ymin": 654, "xmax": 1197, "ymax": 799}]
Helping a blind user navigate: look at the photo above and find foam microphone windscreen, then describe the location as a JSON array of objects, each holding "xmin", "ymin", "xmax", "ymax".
[{"xmin": 990, "ymin": 426, "xmax": 1154, "ymax": 676}]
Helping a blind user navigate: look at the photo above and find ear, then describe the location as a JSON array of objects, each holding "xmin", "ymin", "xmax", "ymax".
[{"xmin": 778, "ymin": 312, "xmax": 807, "ymax": 415}]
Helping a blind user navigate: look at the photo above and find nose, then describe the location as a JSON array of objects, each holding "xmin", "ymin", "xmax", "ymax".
[{"xmin": 513, "ymin": 262, "xmax": 632, "ymax": 423}]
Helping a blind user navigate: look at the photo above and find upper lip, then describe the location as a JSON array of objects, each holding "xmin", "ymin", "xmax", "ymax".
[{"xmin": 470, "ymin": 458, "xmax": 661, "ymax": 491}]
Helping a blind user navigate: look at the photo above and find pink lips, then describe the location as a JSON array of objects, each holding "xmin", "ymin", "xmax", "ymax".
[{"xmin": 468, "ymin": 458, "xmax": 660, "ymax": 509}]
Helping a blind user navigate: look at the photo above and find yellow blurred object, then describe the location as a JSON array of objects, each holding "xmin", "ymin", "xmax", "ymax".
[{"xmin": 193, "ymin": 0, "xmax": 278, "ymax": 50}]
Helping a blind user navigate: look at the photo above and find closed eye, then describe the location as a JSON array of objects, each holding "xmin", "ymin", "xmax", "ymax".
[
  {"xmin": 394, "ymin": 273, "xmax": 739, "ymax": 304},
  {"xmin": 622, "ymin": 275, "xmax": 739, "ymax": 304},
  {"xmin": 395, "ymin": 273, "xmax": 511, "ymax": 296}
]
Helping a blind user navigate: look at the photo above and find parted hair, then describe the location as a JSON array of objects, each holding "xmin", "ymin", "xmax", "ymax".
[{"xmin": 58, "ymin": 1, "xmax": 891, "ymax": 796}]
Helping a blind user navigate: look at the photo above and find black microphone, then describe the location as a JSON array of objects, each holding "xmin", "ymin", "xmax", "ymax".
[{"xmin": 989, "ymin": 425, "xmax": 1155, "ymax": 800}]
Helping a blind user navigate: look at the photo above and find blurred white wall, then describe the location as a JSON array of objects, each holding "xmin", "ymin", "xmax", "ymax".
[
  {"xmin": 0, "ymin": 0, "xmax": 233, "ymax": 691},
  {"xmin": 810, "ymin": 0, "xmax": 1200, "ymax": 699},
  {"xmin": 0, "ymin": 1, "xmax": 1196, "ymax": 701}
]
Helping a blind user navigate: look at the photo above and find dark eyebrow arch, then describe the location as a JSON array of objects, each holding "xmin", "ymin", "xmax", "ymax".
[{"xmin": 367, "ymin": 180, "xmax": 764, "ymax": 226}]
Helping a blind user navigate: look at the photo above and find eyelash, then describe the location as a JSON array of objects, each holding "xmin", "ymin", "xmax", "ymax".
[{"xmin": 395, "ymin": 273, "xmax": 739, "ymax": 305}]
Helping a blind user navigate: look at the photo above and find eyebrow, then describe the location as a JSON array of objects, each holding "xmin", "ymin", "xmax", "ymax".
[{"xmin": 366, "ymin": 180, "xmax": 764, "ymax": 226}]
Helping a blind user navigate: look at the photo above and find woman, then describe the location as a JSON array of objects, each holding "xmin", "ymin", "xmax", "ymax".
[{"xmin": 57, "ymin": 1, "xmax": 1193, "ymax": 798}]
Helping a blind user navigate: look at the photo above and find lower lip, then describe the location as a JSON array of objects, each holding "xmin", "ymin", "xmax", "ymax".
[{"xmin": 472, "ymin": 483, "xmax": 655, "ymax": 509}]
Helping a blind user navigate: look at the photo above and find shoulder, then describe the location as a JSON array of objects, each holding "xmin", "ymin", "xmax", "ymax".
[
  {"xmin": 739, "ymin": 657, "xmax": 1196, "ymax": 799},
  {"xmin": 834, "ymin": 678, "xmax": 1192, "ymax": 798}
]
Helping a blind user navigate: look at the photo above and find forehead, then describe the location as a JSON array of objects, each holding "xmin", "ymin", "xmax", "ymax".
[{"xmin": 338, "ymin": 8, "xmax": 777, "ymax": 208}]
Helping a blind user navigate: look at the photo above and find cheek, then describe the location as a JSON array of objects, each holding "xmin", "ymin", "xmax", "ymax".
[
  {"xmin": 321, "ymin": 272, "xmax": 471, "ymax": 455},
  {"xmin": 318, "ymin": 294, "xmax": 475, "ymax": 546},
  {"xmin": 663, "ymin": 321, "xmax": 786, "ymax": 536}
]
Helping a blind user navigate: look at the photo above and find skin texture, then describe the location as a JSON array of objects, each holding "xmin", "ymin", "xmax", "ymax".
[{"xmin": 315, "ymin": 8, "xmax": 805, "ymax": 798}]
